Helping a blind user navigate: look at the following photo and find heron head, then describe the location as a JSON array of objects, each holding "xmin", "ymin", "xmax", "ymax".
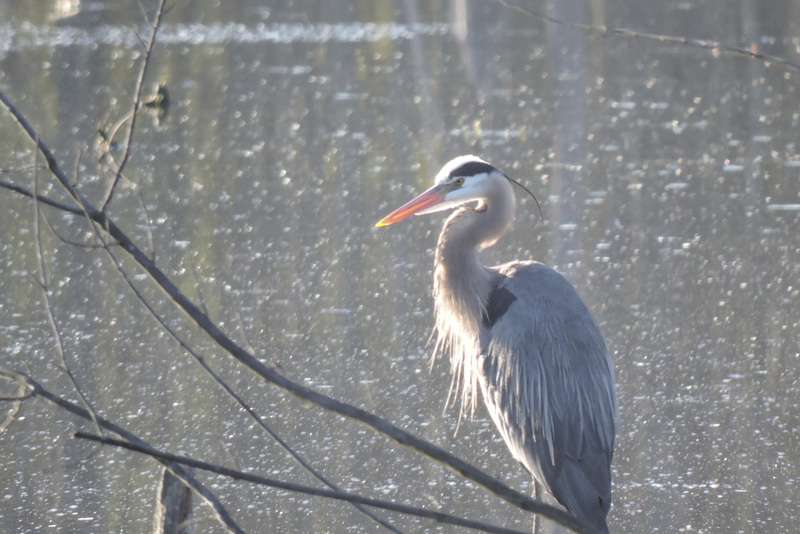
[{"xmin": 375, "ymin": 155, "xmax": 506, "ymax": 227}]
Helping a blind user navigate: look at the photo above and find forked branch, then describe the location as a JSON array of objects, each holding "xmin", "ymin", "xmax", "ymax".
[{"xmin": 0, "ymin": 88, "xmax": 590, "ymax": 533}]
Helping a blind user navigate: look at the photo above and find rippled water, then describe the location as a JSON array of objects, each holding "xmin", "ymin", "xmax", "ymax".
[{"xmin": 1, "ymin": 1, "xmax": 799, "ymax": 533}]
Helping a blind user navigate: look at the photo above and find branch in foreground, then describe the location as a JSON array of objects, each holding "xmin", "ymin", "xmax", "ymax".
[
  {"xmin": 100, "ymin": 0, "xmax": 168, "ymax": 212},
  {"xmin": 1, "ymin": 174, "xmax": 400, "ymax": 531},
  {"xmin": 0, "ymin": 91, "xmax": 588, "ymax": 533},
  {"xmin": 32, "ymin": 152, "xmax": 103, "ymax": 436},
  {"xmin": 0, "ymin": 377, "xmax": 33, "ymax": 434},
  {"xmin": 0, "ymin": 369, "xmax": 243, "ymax": 534},
  {"xmin": 75, "ymin": 432, "xmax": 530, "ymax": 534},
  {"xmin": 87, "ymin": 228, "xmax": 401, "ymax": 533}
]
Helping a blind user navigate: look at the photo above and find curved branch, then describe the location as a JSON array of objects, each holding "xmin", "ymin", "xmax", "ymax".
[
  {"xmin": 0, "ymin": 369, "xmax": 243, "ymax": 534},
  {"xmin": 90, "ymin": 233, "xmax": 402, "ymax": 533},
  {"xmin": 31, "ymin": 150, "xmax": 103, "ymax": 436},
  {"xmin": 75, "ymin": 431, "xmax": 529, "ymax": 534},
  {"xmin": 496, "ymin": 0, "xmax": 800, "ymax": 72},
  {"xmin": 0, "ymin": 89, "xmax": 590, "ymax": 534},
  {"xmin": 100, "ymin": 0, "xmax": 168, "ymax": 212}
]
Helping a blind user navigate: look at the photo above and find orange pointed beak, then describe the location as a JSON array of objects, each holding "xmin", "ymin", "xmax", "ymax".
[{"xmin": 375, "ymin": 184, "xmax": 447, "ymax": 227}]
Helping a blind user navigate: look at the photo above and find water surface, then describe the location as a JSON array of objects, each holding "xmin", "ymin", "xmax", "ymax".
[{"xmin": 1, "ymin": 1, "xmax": 799, "ymax": 532}]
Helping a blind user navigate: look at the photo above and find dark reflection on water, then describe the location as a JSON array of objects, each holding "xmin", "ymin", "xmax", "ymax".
[{"xmin": 1, "ymin": 0, "xmax": 799, "ymax": 532}]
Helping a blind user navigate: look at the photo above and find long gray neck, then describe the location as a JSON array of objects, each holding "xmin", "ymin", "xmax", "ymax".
[{"xmin": 431, "ymin": 174, "xmax": 516, "ymax": 415}]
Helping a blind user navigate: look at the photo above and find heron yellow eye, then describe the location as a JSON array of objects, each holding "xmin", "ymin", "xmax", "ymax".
[{"xmin": 454, "ymin": 177, "xmax": 464, "ymax": 186}]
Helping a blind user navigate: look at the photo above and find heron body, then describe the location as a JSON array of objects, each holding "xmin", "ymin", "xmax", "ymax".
[{"xmin": 377, "ymin": 156, "xmax": 617, "ymax": 533}]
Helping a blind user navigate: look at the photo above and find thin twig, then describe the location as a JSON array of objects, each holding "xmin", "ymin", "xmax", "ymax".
[
  {"xmin": 1, "ymin": 164, "xmax": 47, "ymax": 175},
  {"xmin": 0, "ymin": 180, "xmax": 84, "ymax": 214},
  {"xmin": 32, "ymin": 135, "xmax": 91, "ymax": 256},
  {"xmin": 189, "ymin": 260, "xmax": 211, "ymax": 319},
  {"xmin": 40, "ymin": 209, "xmax": 102, "ymax": 250},
  {"xmin": 0, "ymin": 389, "xmax": 35, "ymax": 402},
  {"xmin": 75, "ymin": 432, "xmax": 530, "ymax": 534},
  {"xmin": 234, "ymin": 307, "xmax": 257, "ymax": 355},
  {"xmin": 31, "ymin": 146, "xmax": 103, "ymax": 436},
  {"xmin": 0, "ymin": 89, "xmax": 589, "ymax": 533},
  {"xmin": 0, "ymin": 375, "xmax": 34, "ymax": 433},
  {"xmin": 100, "ymin": 110, "xmax": 133, "ymax": 157},
  {"xmin": 0, "ymin": 369, "xmax": 243, "ymax": 534},
  {"xmin": 135, "ymin": 177, "xmax": 157, "ymax": 260},
  {"xmin": 100, "ymin": 0, "xmax": 168, "ymax": 212},
  {"xmin": 495, "ymin": 0, "xmax": 800, "ymax": 72},
  {"xmin": 58, "ymin": 131, "xmax": 400, "ymax": 531}
]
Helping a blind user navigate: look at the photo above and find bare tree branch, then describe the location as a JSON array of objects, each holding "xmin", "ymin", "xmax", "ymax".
[
  {"xmin": 75, "ymin": 431, "xmax": 534, "ymax": 534},
  {"xmin": 0, "ymin": 388, "xmax": 35, "ymax": 403},
  {"xmin": 85, "ymin": 214, "xmax": 403, "ymax": 533},
  {"xmin": 0, "ymin": 179, "xmax": 83, "ymax": 214},
  {"xmin": 0, "ymin": 87, "xmax": 589, "ymax": 531},
  {"xmin": 496, "ymin": 0, "xmax": 800, "ymax": 72},
  {"xmin": 1, "ymin": 176, "xmax": 408, "ymax": 529},
  {"xmin": 100, "ymin": 0, "xmax": 168, "ymax": 212},
  {"xmin": 0, "ymin": 375, "xmax": 34, "ymax": 433},
  {"xmin": 0, "ymin": 369, "xmax": 243, "ymax": 533},
  {"xmin": 39, "ymin": 208, "xmax": 102, "ymax": 251},
  {"xmin": 31, "ymin": 148, "xmax": 103, "ymax": 436},
  {"xmin": 1, "ymin": 164, "xmax": 46, "ymax": 175}
]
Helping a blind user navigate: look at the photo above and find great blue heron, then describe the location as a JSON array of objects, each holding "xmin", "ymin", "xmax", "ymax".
[{"xmin": 376, "ymin": 155, "xmax": 617, "ymax": 533}]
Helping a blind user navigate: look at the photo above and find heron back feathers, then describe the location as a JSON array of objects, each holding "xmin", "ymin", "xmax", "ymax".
[{"xmin": 479, "ymin": 261, "xmax": 617, "ymax": 531}]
